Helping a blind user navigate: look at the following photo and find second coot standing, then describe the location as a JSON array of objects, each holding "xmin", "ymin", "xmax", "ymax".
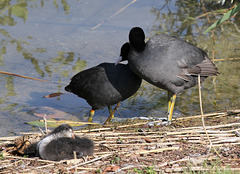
[{"xmin": 65, "ymin": 43, "xmax": 142, "ymax": 123}]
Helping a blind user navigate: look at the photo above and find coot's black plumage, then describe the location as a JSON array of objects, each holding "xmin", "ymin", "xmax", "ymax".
[
  {"xmin": 37, "ymin": 124, "xmax": 94, "ymax": 161},
  {"xmin": 119, "ymin": 27, "xmax": 219, "ymax": 121},
  {"xmin": 65, "ymin": 43, "xmax": 142, "ymax": 123}
]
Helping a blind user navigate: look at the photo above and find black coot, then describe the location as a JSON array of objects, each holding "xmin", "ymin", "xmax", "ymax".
[
  {"xmin": 37, "ymin": 124, "xmax": 94, "ymax": 161},
  {"xmin": 118, "ymin": 27, "xmax": 219, "ymax": 121},
  {"xmin": 65, "ymin": 43, "xmax": 142, "ymax": 123}
]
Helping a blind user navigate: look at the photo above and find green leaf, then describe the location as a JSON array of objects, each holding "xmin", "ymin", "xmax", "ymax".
[{"xmin": 204, "ymin": 4, "xmax": 240, "ymax": 34}]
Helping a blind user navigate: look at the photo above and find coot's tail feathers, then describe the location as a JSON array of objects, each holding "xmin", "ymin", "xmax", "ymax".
[
  {"xmin": 177, "ymin": 57, "xmax": 219, "ymax": 81},
  {"xmin": 196, "ymin": 57, "xmax": 219, "ymax": 76},
  {"xmin": 65, "ymin": 85, "xmax": 72, "ymax": 92},
  {"xmin": 183, "ymin": 57, "xmax": 219, "ymax": 77}
]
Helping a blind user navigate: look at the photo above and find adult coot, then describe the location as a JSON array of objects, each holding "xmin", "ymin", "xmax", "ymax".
[
  {"xmin": 118, "ymin": 27, "xmax": 219, "ymax": 122},
  {"xmin": 37, "ymin": 124, "xmax": 94, "ymax": 161},
  {"xmin": 65, "ymin": 43, "xmax": 142, "ymax": 124}
]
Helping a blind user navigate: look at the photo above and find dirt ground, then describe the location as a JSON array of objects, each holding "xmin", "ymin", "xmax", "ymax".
[{"xmin": 1, "ymin": 109, "xmax": 240, "ymax": 173}]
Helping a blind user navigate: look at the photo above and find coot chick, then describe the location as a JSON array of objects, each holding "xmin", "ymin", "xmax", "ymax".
[
  {"xmin": 37, "ymin": 124, "xmax": 94, "ymax": 161},
  {"xmin": 118, "ymin": 27, "xmax": 219, "ymax": 122},
  {"xmin": 65, "ymin": 43, "xmax": 142, "ymax": 123}
]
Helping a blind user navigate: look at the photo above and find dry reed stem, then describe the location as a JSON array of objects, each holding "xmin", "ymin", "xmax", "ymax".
[
  {"xmin": 117, "ymin": 165, "xmax": 140, "ymax": 172},
  {"xmin": 185, "ymin": 128, "xmax": 240, "ymax": 134},
  {"xmin": 201, "ymin": 0, "xmax": 211, "ymax": 23},
  {"xmin": 36, "ymin": 125, "xmax": 45, "ymax": 136},
  {"xmin": 166, "ymin": 130, "xmax": 205, "ymax": 135},
  {"xmin": 212, "ymin": 57, "xmax": 240, "ymax": 61},
  {"xmin": 76, "ymin": 131, "xmax": 163, "ymax": 136},
  {"xmin": 90, "ymin": 0, "xmax": 138, "ymax": 31},
  {"xmin": 175, "ymin": 112, "xmax": 226, "ymax": 120},
  {"xmin": 125, "ymin": 146, "xmax": 179, "ymax": 157},
  {"xmin": 0, "ymin": 71, "xmax": 50, "ymax": 82},
  {"xmin": 114, "ymin": 121, "xmax": 150, "ymax": 128},
  {"xmin": 39, "ymin": 119, "xmax": 99, "ymax": 125},
  {"xmin": 196, "ymin": 5, "xmax": 237, "ymax": 19},
  {"xmin": 182, "ymin": 122, "xmax": 240, "ymax": 130},
  {"xmin": 213, "ymin": 138, "xmax": 240, "ymax": 144},
  {"xmin": 93, "ymin": 151, "xmax": 113, "ymax": 155},
  {"xmin": 100, "ymin": 142, "xmax": 176, "ymax": 147},
  {"xmin": 76, "ymin": 167, "xmax": 98, "ymax": 170},
  {"xmin": 73, "ymin": 151, "xmax": 77, "ymax": 173},
  {"xmin": 175, "ymin": 133, "xmax": 235, "ymax": 137},
  {"xmin": 44, "ymin": 114, "xmax": 48, "ymax": 134},
  {"xmin": 0, "ymin": 136, "xmax": 20, "ymax": 141},
  {"xmin": 157, "ymin": 156, "xmax": 191, "ymax": 168},
  {"xmin": 91, "ymin": 135, "xmax": 164, "ymax": 140},
  {"xmin": 75, "ymin": 127, "xmax": 111, "ymax": 133},
  {"xmin": 4, "ymin": 155, "xmax": 57, "ymax": 163},
  {"xmin": 198, "ymin": 75, "xmax": 220, "ymax": 157},
  {"xmin": 36, "ymin": 162, "xmax": 60, "ymax": 169},
  {"xmin": 209, "ymin": 142, "xmax": 240, "ymax": 147},
  {"xmin": 166, "ymin": 166, "xmax": 240, "ymax": 172},
  {"xmin": 67, "ymin": 153, "xmax": 113, "ymax": 170},
  {"xmin": 18, "ymin": 132, "xmax": 42, "ymax": 135}
]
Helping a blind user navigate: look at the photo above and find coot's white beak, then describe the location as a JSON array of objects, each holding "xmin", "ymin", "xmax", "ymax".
[
  {"xmin": 70, "ymin": 129, "xmax": 75, "ymax": 139},
  {"xmin": 115, "ymin": 56, "xmax": 122, "ymax": 66}
]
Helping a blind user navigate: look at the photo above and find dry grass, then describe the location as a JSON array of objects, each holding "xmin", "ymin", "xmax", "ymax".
[{"xmin": 0, "ymin": 109, "xmax": 240, "ymax": 173}]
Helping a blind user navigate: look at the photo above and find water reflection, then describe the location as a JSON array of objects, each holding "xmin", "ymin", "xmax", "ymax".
[{"xmin": 0, "ymin": 0, "xmax": 239, "ymax": 136}]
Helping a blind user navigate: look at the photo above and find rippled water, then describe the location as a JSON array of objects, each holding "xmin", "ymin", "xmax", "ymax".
[{"xmin": 0, "ymin": 0, "xmax": 239, "ymax": 136}]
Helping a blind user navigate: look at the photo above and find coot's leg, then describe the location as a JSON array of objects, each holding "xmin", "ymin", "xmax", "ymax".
[
  {"xmin": 104, "ymin": 102, "xmax": 121, "ymax": 124},
  {"xmin": 88, "ymin": 109, "xmax": 95, "ymax": 122},
  {"xmin": 108, "ymin": 105, "xmax": 113, "ymax": 115},
  {"xmin": 167, "ymin": 91, "xmax": 172, "ymax": 115},
  {"xmin": 167, "ymin": 92, "xmax": 176, "ymax": 122}
]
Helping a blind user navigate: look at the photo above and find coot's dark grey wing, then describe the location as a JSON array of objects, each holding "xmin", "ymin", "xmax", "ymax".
[
  {"xmin": 65, "ymin": 65, "xmax": 107, "ymax": 98},
  {"xmin": 150, "ymin": 35, "xmax": 219, "ymax": 82},
  {"xmin": 103, "ymin": 63, "xmax": 142, "ymax": 100}
]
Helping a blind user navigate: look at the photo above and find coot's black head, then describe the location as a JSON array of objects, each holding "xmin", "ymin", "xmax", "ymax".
[
  {"xmin": 120, "ymin": 42, "xmax": 130, "ymax": 61},
  {"xmin": 115, "ymin": 42, "xmax": 130, "ymax": 65},
  {"xmin": 129, "ymin": 27, "xmax": 146, "ymax": 52},
  {"xmin": 50, "ymin": 124, "xmax": 75, "ymax": 139}
]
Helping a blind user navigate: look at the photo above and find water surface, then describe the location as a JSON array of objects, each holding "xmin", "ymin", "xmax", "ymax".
[{"xmin": 0, "ymin": 0, "xmax": 239, "ymax": 136}]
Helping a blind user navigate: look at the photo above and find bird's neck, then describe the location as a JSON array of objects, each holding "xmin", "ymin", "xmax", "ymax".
[{"xmin": 130, "ymin": 39, "xmax": 145, "ymax": 53}]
